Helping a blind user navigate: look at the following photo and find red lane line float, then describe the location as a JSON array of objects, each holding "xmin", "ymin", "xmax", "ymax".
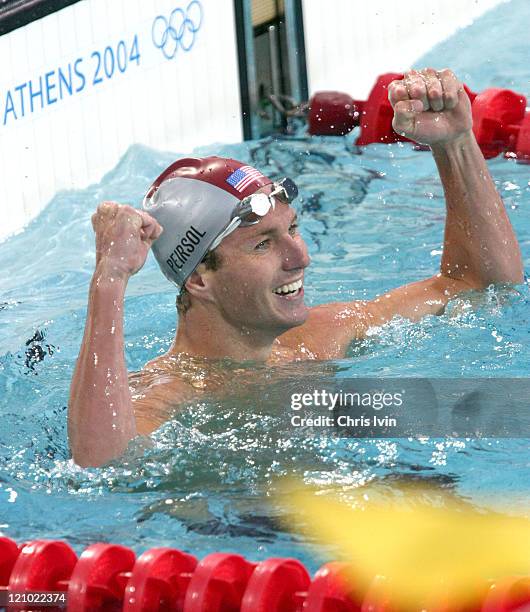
[
  {"xmin": 67, "ymin": 543, "xmax": 136, "ymax": 611},
  {"xmin": 308, "ymin": 91, "xmax": 363, "ymax": 136},
  {"xmin": 515, "ymin": 112, "xmax": 530, "ymax": 162},
  {"xmin": 240, "ymin": 557, "xmax": 310, "ymax": 612},
  {"xmin": 355, "ymin": 73, "xmax": 405, "ymax": 146},
  {"xmin": 123, "ymin": 547, "xmax": 198, "ymax": 612},
  {"xmin": 361, "ymin": 576, "xmax": 396, "ymax": 612},
  {"xmin": 471, "ymin": 88, "xmax": 527, "ymax": 159},
  {"xmin": 307, "ymin": 73, "xmax": 530, "ymax": 162},
  {"xmin": 4, "ymin": 538, "xmax": 530, "ymax": 610},
  {"xmin": 0, "ymin": 537, "xmax": 19, "ymax": 587},
  {"xmin": 481, "ymin": 576, "xmax": 530, "ymax": 611},
  {"xmin": 182, "ymin": 553, "xmax": 256, "ymax": 612},
  {"xmin": 7, "ymin": 540, "xmax": 77, "ymax": 611},
  {"xmin": 464, "ymin": 84, "xmax": 478, "ymax": 105},
  {"xmin": 304, "ymin": 562, "xmax": 363, "ymax": 611}
]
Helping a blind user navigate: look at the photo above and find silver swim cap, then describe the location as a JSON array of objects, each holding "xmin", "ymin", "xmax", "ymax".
[{"xmin": 143, "ymin": 156, "xmax": 272, "ymax": 287}]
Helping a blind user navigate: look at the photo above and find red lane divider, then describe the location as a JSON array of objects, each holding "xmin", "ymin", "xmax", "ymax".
[
  {"xmin": 307, "ymin": 73, "xmax": 529, "ymax": 161},
  {"xmin": 7, "ymin": 540, "xmax": 77, "ymax": 610},
  {"xmin": 471, "ymin": 88, "xmax": 527, "ymax": 158},
  {"xmin": 123, "ymin": 547, "xmax": 197, "ymax": 611},
  {"xmin": 355, "ymin": 73, "xmax": 405, "ymax": 147},
  {"xmin": 481, "ymin": 576, "xmax": 530, "ymax": 612},
  {"xmin": 304, "ymin": 562, "xmax": 363, "ymax": 611},
  {"xmin": 183, "ymin": 553, "xmax": 255, "ymax": 611},
  {"xmin": 2, "ymin": 538, "xmax": 530, "ymax": 611},
  {"xmin": 361, "ymin": 575, "xmax": 395, "ymax": 612},
  {"xmin": 514, "ymin": 112, "xmax": 530, "ymax": 162},
  {"xmin": 0, "ymin": 537, "xmax": 19, "ymax": 588},
  {"xmin": 308, "ymin": 91, "xmax": 363, "ymax": 137},
  {"xmin": 67, "ymin": 543, "xmax": 136, "ymax": 611},
  {"xmin": 240, "ymin": 557, "xmax": 310, "ymax": 611}
]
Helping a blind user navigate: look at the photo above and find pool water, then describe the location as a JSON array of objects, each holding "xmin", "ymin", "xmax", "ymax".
[{"xmin": 1, "ymin": 0, "xmax": 530, "ymax": 571}]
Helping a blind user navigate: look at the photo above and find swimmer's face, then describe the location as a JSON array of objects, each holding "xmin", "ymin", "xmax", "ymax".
[{"xmin": 207, "ymin": 193, "xmax": 310, "ymax": 334}]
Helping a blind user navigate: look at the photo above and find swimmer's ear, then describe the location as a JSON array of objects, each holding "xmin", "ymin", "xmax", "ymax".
[{"xmin": 184, "ymin": 264, "xmax": 216, "ymax": 304}]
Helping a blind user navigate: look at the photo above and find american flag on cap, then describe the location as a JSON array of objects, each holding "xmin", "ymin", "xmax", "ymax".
[{"xmin": 226, "ymin": 165, "xmax": 265, "ymax": 193}]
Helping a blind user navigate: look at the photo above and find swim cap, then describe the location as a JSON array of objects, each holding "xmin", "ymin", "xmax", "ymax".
[{"xmin": 143, "ymin": 156, "xmax": 272, "ymax": 287}]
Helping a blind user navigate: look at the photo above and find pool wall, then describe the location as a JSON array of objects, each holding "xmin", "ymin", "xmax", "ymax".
[
  {"xmin": 302, "ymin": 0, "xmax": 507, "ymax": 99},
  {"xmin": 0, "ymin": 0, "xmax": 508, "ymax": 242},
  {"xmin": 0, "ymin": 0, "xmax": 242, "ymax": 242}
]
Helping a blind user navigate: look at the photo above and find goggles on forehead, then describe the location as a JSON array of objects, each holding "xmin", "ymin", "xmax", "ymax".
[{"xmin": 209, "ymin": 177, "xmax": 298, "ymax": 251}]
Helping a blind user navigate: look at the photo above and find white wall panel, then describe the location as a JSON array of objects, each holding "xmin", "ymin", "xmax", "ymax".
[
  {"xmin": 0, "ymin": 0, "xmax": 242, "ymax": 241},
  {"xmin": 302, "ymin": 0, "xmax": 507, "ymax": 99}
]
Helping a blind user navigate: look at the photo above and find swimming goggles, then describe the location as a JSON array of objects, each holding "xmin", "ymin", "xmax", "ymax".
[{"xmin": 209, "ymin": 178, "xmax": 298, "ymax": 251}]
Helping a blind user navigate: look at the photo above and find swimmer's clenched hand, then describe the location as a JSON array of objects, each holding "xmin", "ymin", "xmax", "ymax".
[
  {"xmin": 92, "ymin": 202, "xmax": 163, "ymax": 278},
  {"xmin": 388, "ymin": 68, "xmax": 473, "ymax": 146}
]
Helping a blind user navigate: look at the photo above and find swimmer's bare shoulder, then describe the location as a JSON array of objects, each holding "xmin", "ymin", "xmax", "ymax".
[
  {"xmin": 277, "ymin": 301, "xmax": 370, "ymax": 360},
  {"xmin": 128, "ymin": 355, "xmax": 201, "ymax": 435},
  {"xmin": 278, "ymin": 276, "xmax": 471, "ymax": 360}
]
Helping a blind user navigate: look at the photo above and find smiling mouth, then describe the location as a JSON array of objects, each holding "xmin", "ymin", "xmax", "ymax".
[{"xmin": 272, "ymin": 278, "xmax": 303, "ymax": 297}]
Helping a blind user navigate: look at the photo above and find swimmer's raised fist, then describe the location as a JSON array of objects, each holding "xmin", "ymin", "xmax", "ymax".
[
  {"xmin": 91, "ymin": 202, "xmax": 163, "ymax": 280},
  {"xmin": 388, "ymin": 68, "xmax": 473, "ymax": 146}
]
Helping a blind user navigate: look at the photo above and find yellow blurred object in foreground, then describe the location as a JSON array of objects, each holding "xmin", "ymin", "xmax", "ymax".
[{"xmin": 280, "ymin": 483, "xmax": 530, "ymax": 608}]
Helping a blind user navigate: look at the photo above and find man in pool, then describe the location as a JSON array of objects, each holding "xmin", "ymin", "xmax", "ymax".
[{"xmin": 68, "ymin": 68, "xmax": 524, "ymax": 467}]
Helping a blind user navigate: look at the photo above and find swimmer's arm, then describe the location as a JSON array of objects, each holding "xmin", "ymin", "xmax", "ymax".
[
  {"xmin": 68, "ymin": 270, "xmax": 137, "ymax": 467},
  {"xmin": 283, "ymin": 81, "xmax": 524, "ymax": 359},
  {"xmin": 388, "ymin": 70, "xmax": 523, "ymax": 287},
  {"xmin": 281, "ymin": 132, "xmax": 524, "ymax": 359},
  {"xmin": 69, "ymin": 203, "xmax": 163, "ymax": 467},
  {"xmin": 279, "ymin": 274, "xmax": 470, "ymax": 359},
  {"xmin": 332, "ymin": 131, "xmax": 525, "ymax": 346},
  {"xmin": 432, "ymin": 131, "xmax": 523, "ymax": 287}
]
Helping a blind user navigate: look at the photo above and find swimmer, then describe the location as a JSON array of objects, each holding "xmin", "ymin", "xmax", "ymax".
[{"xmin": 68, "ymin": 69, "xmax": 523, "ymax": 467}]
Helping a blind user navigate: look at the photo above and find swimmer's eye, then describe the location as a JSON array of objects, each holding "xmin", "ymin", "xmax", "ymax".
[
  {"xmin": 289, "ymin": 223, "xmax": 299, "ymax": 236},
  {"xmin": 254, "ymin": 238, "xmax": 270, "ymax": 250}
]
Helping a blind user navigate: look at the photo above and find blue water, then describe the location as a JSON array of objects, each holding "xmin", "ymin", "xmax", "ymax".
[{"xmin": 1, "ymin": 0, "xmax": 530, "ymax": 571}]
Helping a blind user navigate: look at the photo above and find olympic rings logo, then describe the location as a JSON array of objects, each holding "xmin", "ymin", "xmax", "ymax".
[{"xmin": 152, "ymin": 1, "xmax": 203, "ymax": 60}]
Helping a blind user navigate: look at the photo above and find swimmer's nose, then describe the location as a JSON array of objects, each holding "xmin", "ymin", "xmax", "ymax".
[{"xmin": 281, "ymin": 235, "xmax": 311, "ymax": 271}]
